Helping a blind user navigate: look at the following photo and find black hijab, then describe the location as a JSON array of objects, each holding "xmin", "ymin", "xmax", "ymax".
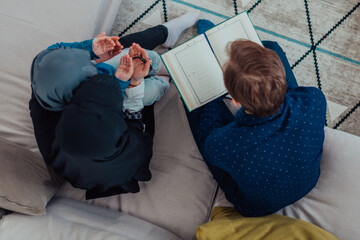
[{"xmin": 31, "ymin": 74, "xmax": 153, "ymax": 199}]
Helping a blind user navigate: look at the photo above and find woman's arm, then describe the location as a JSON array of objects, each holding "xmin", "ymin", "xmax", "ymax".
[
  {"xmin": 47, "ymin": 39, "xmax": 99, "ymax": 59},
  {"xmin": 47, "ymin": 33, "xmax": 123, "ymax": 61}
]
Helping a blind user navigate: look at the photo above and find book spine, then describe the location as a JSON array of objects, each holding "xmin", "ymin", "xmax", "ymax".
[{"xmin": 204, "ymin": 33, "xmax": 216, "ymax": 55}]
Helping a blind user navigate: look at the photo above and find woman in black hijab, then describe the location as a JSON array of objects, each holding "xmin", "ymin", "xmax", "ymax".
[
  {"xmin": 29, "ymin": 25, "xmax": 167, "ymax": 199},
  {"xmin": 30, "ymin": 49, "xmax": 153, "ymax": 199}
]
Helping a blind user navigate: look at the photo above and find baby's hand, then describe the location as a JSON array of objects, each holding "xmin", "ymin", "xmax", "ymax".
[
  {"xmin": 129, "ymin": 43, "xmax": 151, "ymax": 81},
  {"xmin": 115, "ymin": 54, "xmax": 134, "ymax": 81}
]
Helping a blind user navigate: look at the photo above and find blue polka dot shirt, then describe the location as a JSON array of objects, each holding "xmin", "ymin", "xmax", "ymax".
[{"xmin": 198, "ymin": 87, "xmax": 327, "ymax": 217}]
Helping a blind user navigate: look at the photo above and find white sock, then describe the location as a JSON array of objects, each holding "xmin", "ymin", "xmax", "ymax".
[{"xmin": 162, "ymin": 11, "xmax": 200, "ymax": 48}]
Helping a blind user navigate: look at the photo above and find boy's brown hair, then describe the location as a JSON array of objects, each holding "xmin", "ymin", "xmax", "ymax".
[{"xmin": 223, "ymin": 39, "xmax": 287, "ymax": 118}]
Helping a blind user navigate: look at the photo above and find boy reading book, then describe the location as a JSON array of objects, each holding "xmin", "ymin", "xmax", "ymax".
[
  {"xmin": 187, "ymin": 19, "xmax": 327, "ymax": 217},
  {"xmin": 161, "ymin": 11, "xmax": 263, "ymax": 111}
]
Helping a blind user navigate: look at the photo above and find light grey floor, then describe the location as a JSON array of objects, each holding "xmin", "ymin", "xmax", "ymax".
[{"xmin": 111, "ymin": 0, "xmax": 360, "ymax": 136}]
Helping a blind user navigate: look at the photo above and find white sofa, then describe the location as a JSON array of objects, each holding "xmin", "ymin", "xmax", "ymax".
[{"xmin": 0, "ymin": 1, "xmax": 359, "ymax": 240}]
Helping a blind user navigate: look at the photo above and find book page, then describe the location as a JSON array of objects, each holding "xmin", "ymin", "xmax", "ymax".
[
  {"xmin": 205, "ymin": 12, "xmax": 263, "ymax": 68},
  {"xmin": 161, "ymin": 34, "xmax": 227, "ymax": 111}
]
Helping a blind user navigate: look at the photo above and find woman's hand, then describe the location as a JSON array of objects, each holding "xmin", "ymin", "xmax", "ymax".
[
  {"xmin": 93, "ymin": 33, "xmax": 123, "ymax": 63},
  {"xmin": 115, "ymin": 54, "xmax": 134, "ymax": 81},
  {"xmin": 129, "ymin": 43, "xmax": 152, "ymax": 81}
]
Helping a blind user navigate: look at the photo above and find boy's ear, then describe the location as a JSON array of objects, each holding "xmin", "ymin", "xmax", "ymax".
[{"xmin": 232, "ymin": 98, "xmax": 240, "ymax": 106}]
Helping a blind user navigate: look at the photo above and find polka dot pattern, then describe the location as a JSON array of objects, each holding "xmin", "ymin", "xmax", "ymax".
[{"xmin": 199, "ymin": 87, "xmax": 327, "ymax": 216}]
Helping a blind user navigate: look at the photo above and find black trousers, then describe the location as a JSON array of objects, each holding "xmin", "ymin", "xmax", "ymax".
[
  {"xmin": 118, "ymin": 25, "xmax": 168, "ymax": 137},
  {"xmin": 119, "ymin": 25, "xmax": 168, "ymax": 50}
]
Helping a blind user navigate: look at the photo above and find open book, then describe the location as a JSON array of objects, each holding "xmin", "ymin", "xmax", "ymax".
[{"xmin": 161, "ymin": 11, "xmax": 262, "ymax": 111}]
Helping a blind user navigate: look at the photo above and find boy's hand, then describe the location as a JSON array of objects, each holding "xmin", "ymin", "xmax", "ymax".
[
  {"xmin": 129, "ymin": 43, "xmax": 151, "ymax": 81},
  {"xmin": 115, "ymin": 54, "xmax": 134, "ymax": 81},
  {"xmin": 93, "ymin": 33, "xmax": 123, "ymax": 63}
]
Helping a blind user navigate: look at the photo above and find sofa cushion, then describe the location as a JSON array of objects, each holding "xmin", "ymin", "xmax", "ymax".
[
  {"xmin": 56, "ymin": 84, "xmax": 219, "ymax": 240},
  {"xmin": 0, "ymin": 197, "xmax": 180, "ymax": 240},
  {"xmin": 0, "ymin": 0, "xmax": 120, "ymax": 152},
  {"xmin": 196, "ymin": 207, "xmax": 338, "ymax": 240},
  {"xmin": 276, "ymin": 127, "xmax": 360, "ymax": 240},
  {"xmin": 0, "ymin": 137, "xmax": 62, "ymax": 215}
]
